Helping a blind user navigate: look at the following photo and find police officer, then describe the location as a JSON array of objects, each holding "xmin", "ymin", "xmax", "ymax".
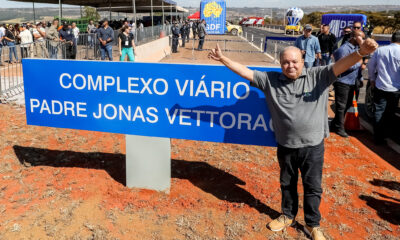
[
  {"xmin": 171, "ymin": 21, "xmax": 180, "ymax": 53},
  {"xmin": 192, "ymin": 20, "xmax": 198, "ymax": 40},
  {"xmin": 185, "ymin": 21, "xmax": 190, "ymax": 43},
  {"xmin": 197, "ymin": 19, "xmax": 207, "ymax": 51},
  {"xmin": 180, "ymin": 22, "xmax": 186, "ymax": 48}
]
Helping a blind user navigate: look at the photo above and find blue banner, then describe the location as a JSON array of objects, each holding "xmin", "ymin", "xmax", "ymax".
[
  {"xmin": 200, "ymin": 0, "xmax": 226, "ymax": 35},
  {"xmin": 322, "ymin": 14, "xmax": 367, "ymax": 38},
  {"xmin": 23, "ymin": 59, "xmax": 279, "ymax": 147}
]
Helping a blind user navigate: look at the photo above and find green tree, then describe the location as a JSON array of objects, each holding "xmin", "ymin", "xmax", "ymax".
[
  {"xmin": 394, "ymin": 11, "xmax": 400, "ymax": 31},
  {"xmin": 301, "ymin": 12, "xmax": 324, "ymax": 27},
  {"xmin": 83, "ymin": 6, "xmax": 100, "ymax": 21}
]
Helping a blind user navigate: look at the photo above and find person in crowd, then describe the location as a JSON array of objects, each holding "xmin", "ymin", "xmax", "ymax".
[
  {"xmin": 72, "ymin": 22, "xmax": 80, "ymax": 48},
  {"xmin": 180, "ymin": 21, "xmax": 187, "ymax": 48},
  {"xmin": 14, "ymin": 24, "xmax": 20, "ymax": 44},
  {"xmin": 192, "ymin": 20, "xmax": 198, "ymax": 39},
  {"xmin": 367, "ymin": 31, "xmax": 400, "ymax": 145},
  {"xmin": 318, "ymin": 24, "xmax": 336, "ymax": 66},
  {"xmin": 130, "ymin": 22, "xmax": 136, "ymax": 41},
  {"xmin": 46, "ymin": 19, "xmax": 60, "ymax": 59},
  {"xmin": 185, "ymin": 21, "xmax": 190, "ymax": 43},
  {"xmin": 87, "ymin": 20, "xmax": 96, "ymax": 48},
  {"xmin": 97, "ymin": 20, "xmax": 114, "ymax": 61},
  {"xmin": 295, "ymin": 24, "xmax": 321, "ymax": 68},
  {"xmin": 334, "ymin": 26, "xmax": 352, "ymax": 51},
  {"xmin": 352, "ymin": 21, "xmax": 363, "ymax": 32},
  {"xmin": 363, "ymin": 21, "xmax": 374, "ymax": 38},
  {"xmin": 316, "ymin": 24, "xmax": 324, "ymax": 37},
  {"xmin": 189, "ymin": 20, "xmax": 193, "ymax": 38},
  {"xmin": 4, "ymin": 24, "xmax": 18, "ymax": 63},
  {"xmin": 171, "ymin": 21, "xmax": 180, "ymax": 53},
  {"xmin": 0, "ymin": 23, "xmax": 5, "ymax": 66},
  {"xmin": 59, "ymin": 23, "xmax": 76, "ymax": 59},
  {"xmin": 118, "ymin": 25, "xmax": 136, "ymax": 62},
  {"xmin": 0, "ymin": 23, "xmax": 5, "ymax": 35},
  {"xmin": 19, "ymin": 24, "xmax": 33, "ymax": 59},
  {"xmin": 208, "ymin": 36, "xmax": 378, "ymax": 240},
  {"xmin": 197, "ymin": 19, "xmax": 207, "ymax": 51},
  {"xmin": 139, "ymin": 22, "xmax": 144, "ymax": 32},
  {"xmin": 32, "ymin": 22, "xmax": 48, "ymax": 58},
  {"xmin": 330, "ymin": 30, "xmax": 366, "ymax": 138}
]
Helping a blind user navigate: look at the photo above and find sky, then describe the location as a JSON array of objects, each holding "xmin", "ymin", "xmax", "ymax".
[{"xmin": 0, "ymin": 0, "xmax": 399, "ymax": 8}]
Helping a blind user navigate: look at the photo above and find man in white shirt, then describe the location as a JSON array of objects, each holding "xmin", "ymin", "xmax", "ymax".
[
  {"xmin": 368, "ymin": 31, "xmax": 400, "ymax": 144},
  {"xmin": 72, "ymin": 22, "xmax": 79, "ymax": 42},
  {"xmin": 72, "ymin": 22, "xmax": 80, "ymax": 57},
  {"xmin": 32, "ymin": 22, "xmax": 48, "ymax": 58},
  {"xmin": 19, "ymin": 24, "xmax": 33, "ymax": 58}
]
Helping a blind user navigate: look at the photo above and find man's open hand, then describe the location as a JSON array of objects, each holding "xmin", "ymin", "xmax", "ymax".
[
  {"xmin": 208, "ymin": 44, "xmax": 223, "ymax": 61},
  {"xmin": 359, "ymin": 38, "xmax": 379, "ymax": 56}
]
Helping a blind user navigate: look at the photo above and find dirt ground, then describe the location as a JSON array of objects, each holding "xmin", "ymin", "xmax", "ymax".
[{"xmin": 0, "ymin": 35, "xmax": 399, "ymax": 240}]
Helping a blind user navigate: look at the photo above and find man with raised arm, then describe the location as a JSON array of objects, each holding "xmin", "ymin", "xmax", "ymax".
[{"xmin": 208, "ymin": 34, "xmax": 378, "ymax": 240}]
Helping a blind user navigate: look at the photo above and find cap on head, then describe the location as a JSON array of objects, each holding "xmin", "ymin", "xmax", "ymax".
[{"xmin": 304, "ymin": 24, "xmax": 312, "ymax": 31}]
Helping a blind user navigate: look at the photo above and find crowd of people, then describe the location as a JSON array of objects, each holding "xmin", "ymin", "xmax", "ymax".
[
  {"xmin": 294, "ymin": 22, "xmax": 400, "ymax": 145},
  {"xmin": 171, "ymin": 19, "xmax": 207, "ymax": 53},
  {"xmin": 0, "ymin": 18, "xmax": 154, "ymax": 65}
]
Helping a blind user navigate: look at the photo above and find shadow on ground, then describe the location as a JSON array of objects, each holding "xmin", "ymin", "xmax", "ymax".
[
  {"xmin": 359, "ymin": 194, "xmax": 400, "ymax": 225},
  {"xmin": 171, "ymin": 159, "xmax": 280, "ymax": 218},
  {"xmin": 13, "ymin": 145, "xmax": 279, "ymax": 218},
  {"xmin": 359, "ymin": 178, "xmax": 400, "ymax": 225}
]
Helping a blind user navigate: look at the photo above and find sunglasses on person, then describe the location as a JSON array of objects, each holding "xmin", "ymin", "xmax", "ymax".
[
  {"xmin": 353, "ymin": 26, "xmax": 361, "ymax": 29},
  {"xmin": 344, "ymin": 31, "xmax": 351, "ymax": 34}
]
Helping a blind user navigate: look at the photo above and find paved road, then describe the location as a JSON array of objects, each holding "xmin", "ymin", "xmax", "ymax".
[
  {"xmin": 242, "ymin": 27, "xmax": 284, "ymax": 50},
  {"xmin": 242, "ymin": 27, "xmax": 301, "ymax": 56}
]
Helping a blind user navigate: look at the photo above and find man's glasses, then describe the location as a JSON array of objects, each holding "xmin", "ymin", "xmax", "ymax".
[{"xmin": 353, "ymin": 26, "xmax": 361, "ymax": 29}]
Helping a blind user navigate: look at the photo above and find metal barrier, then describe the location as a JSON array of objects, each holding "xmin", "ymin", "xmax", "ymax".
[
  {"xmin": 170, "ymin": 36, "xmax": 266, "ymax": 54},
  {"xmin": 262, "ymin": 36, "xmax": 297, "ymax": 63},
  {"xmin": 0, "ymin": 25, "xmax": 172, "ymax": 101}
]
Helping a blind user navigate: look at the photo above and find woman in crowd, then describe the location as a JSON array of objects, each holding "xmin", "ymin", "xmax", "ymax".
[
  {"xmin": 4, "ymin": 25, "xmax": 18, "ymax": 63},
  {"xmin": 118, "ymin": 25, "xmax": 136, "ymax": 62}
]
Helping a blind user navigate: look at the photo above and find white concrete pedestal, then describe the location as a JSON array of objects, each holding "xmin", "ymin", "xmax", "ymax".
[{"xmin": 125, "ymin": 135, "xmax": 171, "ymax": 192}]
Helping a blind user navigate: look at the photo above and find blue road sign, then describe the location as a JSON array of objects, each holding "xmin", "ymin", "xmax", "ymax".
[{"xmin": 23, "ymin": 59, "xmax": 279, "ymax": 147}]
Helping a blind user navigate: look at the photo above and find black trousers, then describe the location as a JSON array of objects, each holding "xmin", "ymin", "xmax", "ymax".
[
  {"xmin": 277, "ymin": 141, "xmax": 324, "ymax": 227},
  {"xmin": 66, "ymin": 44, "xmax": 76, "ymax": 59},
  {"xmin": 198, "ymin": 36, "xmax": 205, "ymax": 50},
  {"xmin": 331, "ymin": 82, "xmax": 359, "ymax": 131},
  {"xmin": 172, "ymin": 37, "xmax": 179, "ymax": 53},
  {"xmin": 21, "ymin": 47, "xmax": 29, "ymax": 58},
  {"xmin": 373, "ymin": 88, "xmax": 400, "ymax": 142},
  {"xmin": 181, "ymin": 34, "xmax": 186, "ymax": 47}
]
